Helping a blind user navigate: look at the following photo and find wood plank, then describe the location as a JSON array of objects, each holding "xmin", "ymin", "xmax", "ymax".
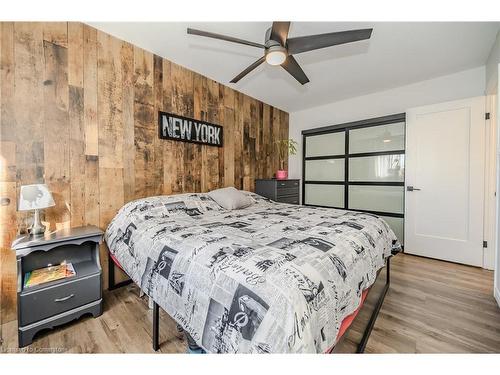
[
  {"xmin": 223, "ymin": 85, "xmax": 235, "ymax": 187},
  {"xmin": 161, "ymin": 59, "xmax": 174, "ymax": 195},
  {"xmin": 84, "ymin": 157, "xmax": 99, "ymax": 226},
  {"xmin": 242, "ymin": 95, "xmax": 253, "ymax": 191},
  {"xmin": 13, "ymin": 22, "xmax": 45, "ymax": 186},
  {"xmin": 83, "ymin": 25, "xmax": 99, "ymax": 228},
  {"xmin": 262, "ymin": 104, "xmax": 272, "ymax": 178},
  {"xmin": 1, "ymin": 22, "xmax": 15, "ymax": 143},
  {"xmin": 217, "ymin": 85, "xmax": 225, "ymax": 187},
  {"xmin": 97, "ymin": 31, "xmax": 125, "ymax": 286},
  {"xmin": 68, "ymin": 22, "xmax": 86, "ymax": 226},
  {"xmin": 1, "ymin": 23, "xmax": 17, "ymax": 325},
  {"xmin": 152, "ymin": 54, "xmax": 164, "ymax": 196},
  {"xmin": 97, "ymin": 31, "xmax": 123, "ymax": 170},
  {"xmin": 281, "ymin": 111, "xmax": 289, "ymax": 170},
  {"xmin": 194, "ymin": 72, "xmax": 207, "ymax": 192},
  {"xmin": 69, "ymin": 85, "xmax": 85, "ymax": 226},
  {"xmin": 43, "ymin": 22, "xmax": 68, "ymax": 48},
  {"xmin": 169, "ymin": 62, "xmax": 189, "ymax": 194},
  {"xmin": 0, "ymin": 181, "xmax": 17, "ymax": 323},
  {"xmin": 83, "ymin": 25, "xmax": 98, "ymax": 157},
  {"xmin": 68, "ymin": 22, "xmax": 83, "ymax": 88},
  {"xmin": 233, "ymin": 92, "xmax": 243, "ymax": 189},
  {"xmin": 256, "ymin": 102, "xmax": 264, "ymax": 180},
  {"xmin": 205, "ymin": 79, "xmax": 220, "ymax": 191},
  {"xmin": 121, "ymin": 42, "xmax": 135, "ymax": 202},
  {"xmin": 271, "ymin": 106, "xmax": 281, "ymax": 173},
  {"xmin": 133, "ymin": 46, "xmax": 155, "ymax": 198},
  {"xmin": 98, "ymin": 167, "xmax": 124, "ymax": 287},
  {"xmin": 43, "ymin": 40, "xmax": 71, "ymax": 231}
]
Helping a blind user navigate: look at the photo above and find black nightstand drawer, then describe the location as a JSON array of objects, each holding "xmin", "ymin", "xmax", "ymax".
[
  {"xmin": 19, "ymin": 273, "xmax": 101, "ymax": 326},
  {"xmin": 256, "ymin": 179, "xmax": 300, "ymax": 205},
  {"xmin": 277, "ymin": 196, "xmax": 300, "ymax": 205},
  {"xmin": 277, "ymin": 187, "xmax": 299, "ymax": 197},
  {"xmin": 276, "ymin": 180, "xmax": 299, "ymax": 189}
]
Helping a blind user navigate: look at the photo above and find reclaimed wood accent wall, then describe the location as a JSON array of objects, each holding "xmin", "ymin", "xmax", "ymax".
[{"xmin": 0, "ymin": 22, "xmax": 289, "ymax": 324}]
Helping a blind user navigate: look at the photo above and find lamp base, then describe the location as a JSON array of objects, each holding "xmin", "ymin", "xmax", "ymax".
[{"xmin": 28, "ymin": 209, "xmax": 46, "ymax": 236}]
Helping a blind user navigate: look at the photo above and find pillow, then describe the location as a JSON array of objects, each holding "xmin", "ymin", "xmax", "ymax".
[{"xmin": 208, "ymin": 187, "xmax": 254, "ymax": 210}]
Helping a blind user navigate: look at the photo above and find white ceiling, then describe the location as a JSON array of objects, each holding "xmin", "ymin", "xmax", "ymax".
[{"xmin": 89, "ymin": 22, "xmax": 500, "ymax": 112}]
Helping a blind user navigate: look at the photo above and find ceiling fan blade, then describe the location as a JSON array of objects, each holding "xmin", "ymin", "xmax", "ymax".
[
  {"xmin": 287, "ymin": 28, "xmax": 373, "ymax": 55},
  {"xmin": 187, "ymin": 28, "xmax": 265, "ymax": 49},
  {"xmin": 281, "ymin": 55, "xmax": 309, "ymax": 85},
  {"xmin": 270, "ymin": 22, "xmax": 291, "ymax": 46},
  {"xmin": 230, "ymin": 56, "xmax": 266, "ymax": 83}
]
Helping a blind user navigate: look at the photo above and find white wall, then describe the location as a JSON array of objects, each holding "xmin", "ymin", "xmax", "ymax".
[
  {"xmin": 289, "ymin": 66, "xmax": 485, "ymax": 181},
  {"xmin": 486, "ymin": 30, "xmax": 500, "ymax": 94}
]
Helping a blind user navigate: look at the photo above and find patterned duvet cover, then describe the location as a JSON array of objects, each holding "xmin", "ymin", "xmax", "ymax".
[{"xmin": 105, "ymin": 192, "xmax": 399, "ymax": 353}]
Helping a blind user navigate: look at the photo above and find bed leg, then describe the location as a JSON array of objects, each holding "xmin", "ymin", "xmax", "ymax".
[
  {"xmin": 108, "ymin": 251, "xmax": 115, "ymax": 291},
  {"xmin": 386, "ymin": 256, "xmax": 391, "ymax": 285},
  {"xmin": 153, "ymin": 301, "xmax": 160, "ymax": 351},
  {"xmin": 108, "ymin": 251, "xmax": 133, "ymax": 291},
  {"xmin": 356, "ymin": 257, "xmax": 390, "ymax": 353}
]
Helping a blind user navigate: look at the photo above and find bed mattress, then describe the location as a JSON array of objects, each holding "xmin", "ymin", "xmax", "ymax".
[{"xmin": 105, "ymin": 192, "xmax": 399, "ymax": 353}]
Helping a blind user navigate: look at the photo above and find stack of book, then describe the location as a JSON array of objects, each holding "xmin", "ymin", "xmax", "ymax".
[{"xmin": 24, "ymin": 263, "xmax": 76, "ymax": 288}]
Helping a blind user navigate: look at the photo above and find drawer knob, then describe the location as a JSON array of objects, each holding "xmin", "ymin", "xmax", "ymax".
[{"xmin": 54, "ymin": 294, "xmax": 75, "ymax": 302}]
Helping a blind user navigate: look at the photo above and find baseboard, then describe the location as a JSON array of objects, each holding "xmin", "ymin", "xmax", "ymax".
[{"xmin": 495, "ymin": 286, "xmax": 500, "ymax": 308}]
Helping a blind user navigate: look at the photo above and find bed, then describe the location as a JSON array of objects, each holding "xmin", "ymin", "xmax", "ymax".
[{"xmin": 105, "ymin": 191, "xmax": 400, "ymax": 353}]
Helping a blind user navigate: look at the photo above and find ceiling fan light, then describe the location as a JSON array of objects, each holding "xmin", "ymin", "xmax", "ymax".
[{"xmin": 266, "ymin": 46, "xmax": 287, "ymax": 66}]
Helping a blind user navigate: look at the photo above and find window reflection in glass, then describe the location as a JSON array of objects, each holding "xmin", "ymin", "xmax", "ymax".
[{"xmin": 350, "ymin": 155, "xmax": 404, "ymax": 182}]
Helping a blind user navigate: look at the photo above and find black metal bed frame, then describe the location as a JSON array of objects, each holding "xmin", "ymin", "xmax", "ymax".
[
  {"xmin": 355, "ymin": 256, "xmax": 390, "ymax": 353},
  {"xmin": 107, "ymin": 251, "xmax": 392, "ymax": 353}
]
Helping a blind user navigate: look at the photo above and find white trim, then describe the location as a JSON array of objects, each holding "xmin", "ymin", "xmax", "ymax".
[
  {"xmin": 495, "ymin": 286, "xmax": 500, "ymax": 308},
  {"xmin": 483, "ymin": 93, "xmax": 497, "ymax": 270}
]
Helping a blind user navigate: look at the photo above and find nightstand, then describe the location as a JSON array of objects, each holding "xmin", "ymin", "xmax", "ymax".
[
  {"xmin": 255, "ymin": 179, "xmax": 300, "ymax": 204},
  {"xmin": 12, "ymin": 226, "xmax": 103, "ymax": 347}
]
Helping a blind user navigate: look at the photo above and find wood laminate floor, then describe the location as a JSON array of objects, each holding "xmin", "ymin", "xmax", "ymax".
[{"xmin": 1, "ymin": 253, "xmax": 500, "ymax": 353}]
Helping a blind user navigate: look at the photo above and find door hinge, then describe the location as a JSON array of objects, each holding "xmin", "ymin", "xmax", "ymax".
[
  {"xmin": 483, "ymin": 240, "xmax": 488, "ymax": 248},
  {"xmin": 485, "ymin": 112, "xmax": 490, "ymax": 120}
]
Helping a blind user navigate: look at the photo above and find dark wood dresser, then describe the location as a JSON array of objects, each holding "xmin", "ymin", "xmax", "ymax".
[{"xmin": 255, "ymin": 179, "xmax": 300, "ymax": 205}]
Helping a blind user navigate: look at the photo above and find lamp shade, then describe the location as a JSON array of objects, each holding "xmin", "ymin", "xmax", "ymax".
[{"xmin": 18, "ymin": 184, "xmax": 55, "ymax": 211}]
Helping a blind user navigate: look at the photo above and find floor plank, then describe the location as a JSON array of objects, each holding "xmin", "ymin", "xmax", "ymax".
[{"xmin": 1, "ymin": 253, "xmax": 499, "ymax": 353}]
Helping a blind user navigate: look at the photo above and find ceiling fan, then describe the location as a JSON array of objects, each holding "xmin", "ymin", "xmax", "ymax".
[{"xmin": 187, "ymin": 22, "xmax": 372, "ymax": 85}]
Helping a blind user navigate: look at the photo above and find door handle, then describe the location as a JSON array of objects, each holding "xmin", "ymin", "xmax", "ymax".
[
  {"xmin": 407, "ymin": 186, "xmax": 421, "ymax": 192},
  {"xmin": 54, "ymin": 294, "xmax": 75, "ymax": 302}
]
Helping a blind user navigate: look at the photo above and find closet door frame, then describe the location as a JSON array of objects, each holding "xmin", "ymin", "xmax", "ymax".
[{"xmin": 302, "ymin": 113, "xmax": 406, "ymax": 236}]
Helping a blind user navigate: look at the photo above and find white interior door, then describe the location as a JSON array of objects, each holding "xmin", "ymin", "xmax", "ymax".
[{"xmin": 405, "ymin": 96, "xmax": 485, "ymax": 266}]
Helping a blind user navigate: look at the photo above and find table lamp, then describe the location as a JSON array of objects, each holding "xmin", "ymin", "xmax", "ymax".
[{"xmin": 18, "ymin": 184, "xmax": 55, "ymax": 236}]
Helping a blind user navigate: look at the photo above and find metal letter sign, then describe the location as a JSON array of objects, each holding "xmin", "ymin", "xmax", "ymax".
[{"xmin": 158, "ymin": 111, "xmax": 223, "ymax": 147}]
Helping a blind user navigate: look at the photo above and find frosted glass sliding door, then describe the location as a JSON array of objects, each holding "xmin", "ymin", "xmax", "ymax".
[
  {"xmin": 304, "ymin": 184, "xmax": 344, "ymax": 207},
  {"xmin": 348, "ymin": 185, "xmax": 404, "ymax": 214},
  {"xmin": 349, "ymin": 122, "xmax": 405, "ymax": 154},
  {"xmin": 305, "ymin": 132, "xmax": 345, "ymax": 157},
  {"xmin": 349, "ymin": 155, "xmax": 404, "ymax": 182},
  {"xmin": 302, "ymin": 115, "xmax": 405, "ymax": 244},
  {"xmin": 305, "ymin": 159, "xmax": 344, "ymax": 181}
]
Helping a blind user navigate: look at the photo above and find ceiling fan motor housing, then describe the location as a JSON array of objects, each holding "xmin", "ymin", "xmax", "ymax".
[{"xmin": 264, "ymin": 27, "xmax": 282, "ymax": 48}]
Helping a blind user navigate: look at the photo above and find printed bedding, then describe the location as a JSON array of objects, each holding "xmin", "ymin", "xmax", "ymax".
[{"xmin": 105, "ymin": 192, "xmax": 399, "ymax": 353}]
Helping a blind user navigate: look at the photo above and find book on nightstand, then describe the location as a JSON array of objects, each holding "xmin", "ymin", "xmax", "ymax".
[{"xmin": 24, "ymin": 263, "xmax": 76, "ymax": 288}]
